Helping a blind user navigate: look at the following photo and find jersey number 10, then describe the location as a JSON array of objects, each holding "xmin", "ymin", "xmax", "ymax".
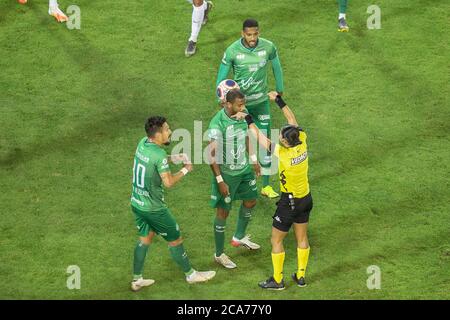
[{"xmin": 132, "ymin": 160, "xmax": 146, "ymax": 188}]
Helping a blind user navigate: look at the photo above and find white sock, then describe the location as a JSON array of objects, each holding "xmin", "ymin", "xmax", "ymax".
[
  {"xmin": 339, "ymin": 13, "xmax": 346, "ymax": 20},
  {"xmin": 49, "ymin": 0, "xmax": 58, "ymax": 9},
  {"xmin": 189, "ymin": 3, "xmax": 205, "ymax": 43}
]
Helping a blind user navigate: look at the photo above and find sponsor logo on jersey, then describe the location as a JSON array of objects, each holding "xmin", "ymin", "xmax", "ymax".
[
  {"xmin": 291, "ymin": 151, "xmax": 308, "ymax": 166},
  {"xmin": 239, "ymin": 77, "xmax": 263, "ymax": 90},
  {"xmin": 236, "ymin": 53, "xmax": 245, "ymax": 60},
  {"xmin": 136, "ymin": 152, "xmax": 149, "ymax": 163},
  {"xmin": 258, "ymin": 115, "xmax": 270, "ymax": 121},
  {"xmin": 208, "ymin": 128, "xmax": 221, "ymax": 140},
  {"xmin": 229, "ymin": 163, "xmax": 246, "ymax": 170},
  {"xmin": 248, "ymin": 64, "xmax": 258, "ymax": 72},
  {"xmin": 258, "ymin": 50, "xmax": 267, "ymax": 57},
  {"xmin": 131, "ymin": 196, "xmax": 144, "ymax": 206},
  {"xmin": 133, "ymin": 187, "xmax": 150, "ymax": 197},
  {"xmin": 161, "ymin": 158, "xmax": 169, "ymax": 169},
  {"xmin": 245, "ymin": 92, "xmax": 264, "ymax": 101},
  {"xmin": 226, "ymin": 126, "xmax": 246, "ymax": 139},
  {"xmin": 230, "ymin": 144, "xmax": 246, "ymax": 160}
]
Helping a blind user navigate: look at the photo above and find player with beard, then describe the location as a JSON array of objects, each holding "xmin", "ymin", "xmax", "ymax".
[{"xmin": 129, "ymin": 116, "xmax": 215, "ymax": 291}]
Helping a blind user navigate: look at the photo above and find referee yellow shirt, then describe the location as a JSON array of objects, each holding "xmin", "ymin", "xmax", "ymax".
[{"xmin": 274, "ymin": 131, "xmax": 310, "ymax": 198}]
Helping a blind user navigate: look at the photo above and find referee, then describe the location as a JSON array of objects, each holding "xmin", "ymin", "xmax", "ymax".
[{"xmin": 232, "ymin": 91, "xmax": 312, "ymax": 290}]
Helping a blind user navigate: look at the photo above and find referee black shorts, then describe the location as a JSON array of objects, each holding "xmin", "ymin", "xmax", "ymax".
[{"xmin": 272, "ymin": 192, "xmax": 313, "ymax": 232}]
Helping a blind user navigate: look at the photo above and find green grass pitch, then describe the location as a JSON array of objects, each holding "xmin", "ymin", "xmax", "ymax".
[{"xmin": 0, "ymin": 0, "xmax": 449, "ymax": 299}]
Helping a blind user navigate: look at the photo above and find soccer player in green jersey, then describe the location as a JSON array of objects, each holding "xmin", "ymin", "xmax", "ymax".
[
  {"xmin": 338, "ymin": 0, "xmax": 350, "ymax": 32},
  {"xmin": 207, "ymin": 89, "xmax": 261, "ymax": 269},
  {"xmin": 130, "ymin": 116, "xmax": 215, "ymax": 291},
  {"xmin": 216, "ymin": 19, "xmax": 284, "ymax": 199}
]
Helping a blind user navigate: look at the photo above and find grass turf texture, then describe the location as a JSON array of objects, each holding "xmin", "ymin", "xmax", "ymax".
[{"xmin": 0, "ymin": 0, "xmax": 449, "ymax": 299}]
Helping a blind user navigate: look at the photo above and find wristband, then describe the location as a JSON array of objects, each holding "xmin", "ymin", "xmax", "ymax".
[
  {"xmin": 180, "ymin": 168, "xmax": 189, "ymax": 176},
  {"xmin": 275, "ymin": 95, "xmax": 287, "ymax": 109},
  {"xmin": 216, "ymin": 175, "xmax": 224, "ymax": 183},
  {"xmin": 250, "ymin": 154, "xmax": 258, "ymax": 163},
  {"xmin": 244, "ymin": 114, "xmax": 254, "ymax": 126}
]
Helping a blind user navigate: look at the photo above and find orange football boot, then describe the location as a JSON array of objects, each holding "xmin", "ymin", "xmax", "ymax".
[{"xmin": 49, "ymin": 6, "xmax": 68, "ymax": 23}]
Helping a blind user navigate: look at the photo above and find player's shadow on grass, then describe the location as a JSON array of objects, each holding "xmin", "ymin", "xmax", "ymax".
[
  {"xmin": 308, "ymin": 226, "xmax": 449, "ymax": 289},
  {"xmin": 300, "ymin": 178, "xmax": 449, "ymax": 287},
  {"xmin": 0, "ymin": 12, "xmax": 174, "ymax": 169}
]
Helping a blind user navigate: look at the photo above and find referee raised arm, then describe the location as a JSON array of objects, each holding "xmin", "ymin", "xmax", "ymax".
[{"xmin": 233, "ymin": 92, "xmax": 313, "ymax": 290}]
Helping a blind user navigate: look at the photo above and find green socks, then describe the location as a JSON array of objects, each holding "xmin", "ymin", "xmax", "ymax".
[
  {"xmin": 339, "ymin": 0, "xmax": 348, "ymax": 14},
  {"xmin": 169, "ymin": 243, "xmax": 193, "ymax": 275},
  {"xmin": 134, "ymin": 241, "xmax": 194, "ymax": 278},
  {"xmin": 133, "ymin": 241, "xmax": 149, "ymax": 279},
  {"xmin": 214, "ymin": 217, "xmax": 226, "ymax": 257},
  {"xmin": 234, "ymin": 204, "xmax": 253, "ymax": 240},
  {"xmin": 262, "ymin": 175, "xmax": 270, "ymax": 188}
]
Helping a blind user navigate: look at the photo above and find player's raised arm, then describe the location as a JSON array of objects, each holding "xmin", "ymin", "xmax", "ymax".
[
  {"xmin": 268, "ymin": 91, "xmax": 298, "ymax": 126},
  {"xmin": 168, "ymin": 153, "xmax": 189, "ymax": 164},
  {"xmin": 160, "ymin": 161, "xmax": 193, "ymax": 189},
  {"xmin": 270, "ymin": 46, "xmax": 284, "ymax": 95},
  {"xmin": 216, "ymin": 63, "xmax": 232, "ymax": 88},
  {"xmin": 216, "ymin": 47, "xmax": 233, "ymax": 87},
  {"xmin": 231, "ymin": 112, "xmax": 272, "ymax": 152}
]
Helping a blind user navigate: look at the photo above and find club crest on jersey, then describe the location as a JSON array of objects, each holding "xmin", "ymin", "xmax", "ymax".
[
  {"xmin": 258, "ymin": 50, "xmax": 267, "ymax": 57},
  {"xmin": 291, "ymin": 151, "xmax": 308, "ymax": 165},
  {"xmin": 249, "ymin": 65, "xmax": 258, "ymax": 72}
]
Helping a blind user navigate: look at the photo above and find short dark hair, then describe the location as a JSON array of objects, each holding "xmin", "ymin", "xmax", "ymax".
[
  {"xmin": 226, "ymin": 89, "xmax": 245, "ymax": 103},
  {"xmin": 243, "ymin": 19, "xmax": 259, "ymax": 30},
  {"xmin": 145, "ymin": 116, "xmax": 166, "ymax": 137},
  {"xmin": 281, "ymin": 125, "xmax": 302, "ymax": 147}
]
